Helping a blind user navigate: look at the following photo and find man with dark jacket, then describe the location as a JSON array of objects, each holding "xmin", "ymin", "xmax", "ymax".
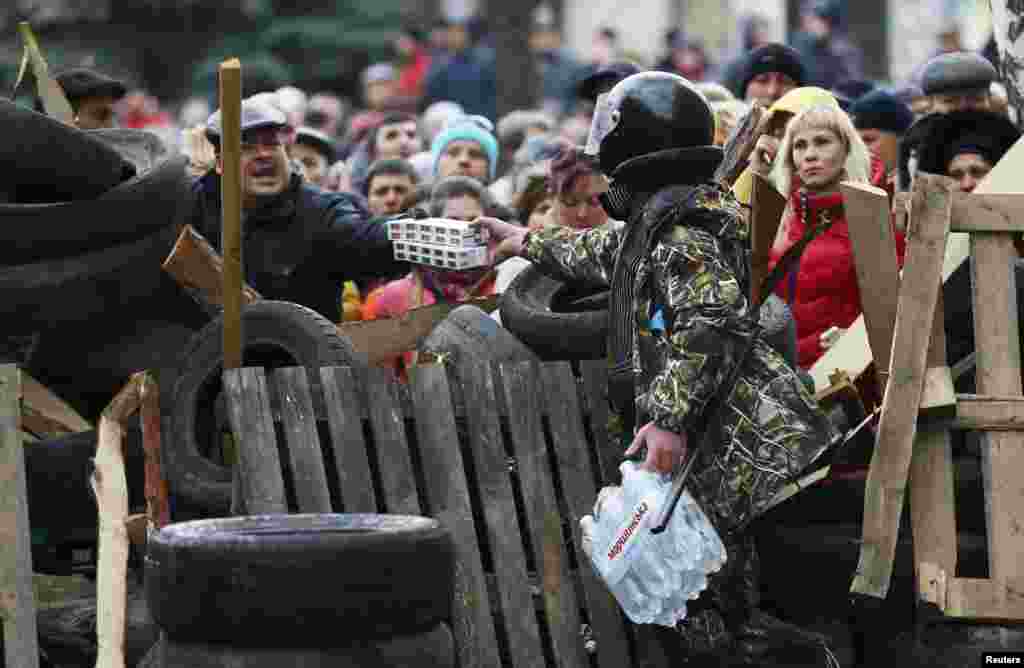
[{"xmin": 193, "ymin": 96, "xmax": 405, "ymax": 323}]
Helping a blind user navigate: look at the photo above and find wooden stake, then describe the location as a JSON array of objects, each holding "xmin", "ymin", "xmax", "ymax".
[
  {"xmin": 219, "ymin": 58, "xmax": 243, "ymax": 371},
  {"xmin": 16, "ymin": 22, "xmax": 73, "ymax": 125},
  {"xmin": 139, "ymin": 374, "xmax": 169, "ymax": 530},
  {"xmin": 0, "ymin": 366, "xmax": 40, "ymax": 668}
]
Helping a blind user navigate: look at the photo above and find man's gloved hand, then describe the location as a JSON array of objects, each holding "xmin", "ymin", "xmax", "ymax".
[{"xmin": 625, "ymin": 421, "xmax": 688, "ymax": 475}]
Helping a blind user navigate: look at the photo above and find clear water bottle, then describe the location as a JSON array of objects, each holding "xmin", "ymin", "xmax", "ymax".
[{"xmin": 580, "ymin": 461, "xmax": 727, "ymax": 627}]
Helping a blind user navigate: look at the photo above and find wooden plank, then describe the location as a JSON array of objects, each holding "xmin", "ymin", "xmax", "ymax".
[
  {"xmin": 363, "ymin": 365, "xmax": 421, "ymax": 515},
  {"xmin": 222, "ymin": 368, "xmax": 287, "ymax": 514},
  {"xmin": 318, "ymin": 367, "xmax": 378, "ymax": 513},
  {"xmin": 950, "ymin": 193, "xmax": 1024, "ymax": 233},
  {"xmin": 451, "ymin": 356, "xmax": 546, "ymax": 668},
  {"xmin": 910, "ymin": 302, "xmax": 958, "ymax": 601},
  {"xmin": 970, "ymin": 231, "xmax": 1024, "ymax": 587},
  {"xmin": 140, "ymin": 374, "xmax": 170, "ymax": 529},
  {"xmin": 340, "ymin": 296, "xmax": 498, "ymax": 365},
  {"xmin": 161, "ymin": 224, "xmax": 262, "ymax": 313},
  {"xmin": 842, "ymin": 180, "xmax": 901, "ymax": 393},
  {"xmin": 578, "ymin": 360, "xmax": 618, "ymax": 486},
  {"xmin": 540, "ymin": 363, "xmax": 632, "ymax": 668},
  {"xmin": 269, "ymin": 367, "xmax": 332, "ymax": 513},
  {"xmin": 21, "ymin": 372, "xmax": 91, "ymax": 435},
  {"xmin": 408, "ymin": 364, "xmax": 502, "ymax": 668},
  {"xmin": 749, "ymin": 172, "xmax": 787, "ymax": 306},
  {"xmin": 93, "ymin": 413, "xmax": 130, "ymax": 668},
  {"xmin": 945, "ymin": 576, "xmax": 1024, "ymax": 620},
  {"xmin": 0, "ymin": 366, "xmax": 39, "ymax": 668},
  {"xmin": 498, "ymin": 361, "xmax": 589, "ymax": 668},
  {"xmin": 951, "ymin": 395, "xmax": 1024, "ymax": 430},
  {"xmin": 852, "ymin": 173, "xmax": 953, "ymax": 600}
]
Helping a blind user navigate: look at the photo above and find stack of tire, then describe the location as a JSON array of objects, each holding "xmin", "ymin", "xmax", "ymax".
[
  {"xmin": 0, "ymin": 100, "xmax": 209, "ymax": 421},
  {"xmin": 142, "ymin": 514, "xmax": 457, "ymax": 667}
]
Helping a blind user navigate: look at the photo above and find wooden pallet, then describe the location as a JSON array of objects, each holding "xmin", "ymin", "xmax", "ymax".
[
  {"xmin": 850, "ymin": 172, "xmax": 1024, "ymax": 622},
  {"xmin": 222, "ymin": 358, "xmax": 674, "ymax": 668}
]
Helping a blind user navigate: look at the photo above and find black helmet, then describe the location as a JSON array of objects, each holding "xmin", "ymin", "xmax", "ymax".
[{"xmin": 586, "ymin": 71, "xmax": 715, "ymax": 175}]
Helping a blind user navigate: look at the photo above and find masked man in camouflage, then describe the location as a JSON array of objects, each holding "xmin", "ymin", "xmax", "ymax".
[{"xmin": 480, "ymin": 72, "xmax": 839, "ymax": 666}]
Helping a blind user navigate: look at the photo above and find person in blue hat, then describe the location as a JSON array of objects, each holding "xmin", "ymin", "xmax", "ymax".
[
  {"xmin": 850, "ymin": 89, "xmax": 914, "ymax": 189},
  {"xmin": 192, "ymin": 95, "xmax": 406, "ymax": 323},
  {"xmin": 430, "ymin": 116, "xmax": 500, "ymax": 185}
]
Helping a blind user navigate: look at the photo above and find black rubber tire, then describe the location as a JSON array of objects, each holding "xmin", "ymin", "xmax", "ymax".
[
  {"xmin": 0, "ymin": 222, "xmax": 201, "ymax": 334},
  {"xmin": 754, "ymin": 522, "xmax": 919, "ymax": 626},
  {"xmin": 419, "ymin": 304, "xmax": 540, "ymax": 367},
  {"xmin": 162, "ymin": 300, "xmax": 367, "ymax": 515},
  {"xmin": 146, "ymin": 624, "xmax": 456, "ymax": 667},
  {"xmin": 499, "ymin": 264, "xmax": 800, "ymax": 368},
  {"xmin": 0, "ymin": 155, "xmax": 188, "ymax": 265},
  {"xmin": 26, "ymin": 429, "xmax": 146, "ymax": 563},
  {"xmin": 0, "ymin": 98, "xmax": 134, "ymax": 204},
  {"xmin": 145, "ymin": 514, "xmax": 455, "ymax": 646},
  {"xmin": 762, "ymin": 455, "xmax": 985, "ymax": 535},
  {"xmin": 499, "ymin": 265, "xmax": 608, "ymax": 360}
]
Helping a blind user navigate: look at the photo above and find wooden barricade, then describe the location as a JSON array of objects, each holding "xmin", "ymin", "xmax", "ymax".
[
  {"xmin": 0, "ymin": 365, "xmax": 40, "ymax": 668},
  {"xmin": 222, "ymin": 359, "xmax": 671, "ymax": 668},
  {"xmin": 849, "ymin": 172, "xmax": 1024, "ymax": 622}
]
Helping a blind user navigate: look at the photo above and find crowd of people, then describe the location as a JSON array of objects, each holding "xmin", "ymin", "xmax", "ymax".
[{"xmin": 42, "ymin": 3, "xmax": 1020, "ymax": 382}]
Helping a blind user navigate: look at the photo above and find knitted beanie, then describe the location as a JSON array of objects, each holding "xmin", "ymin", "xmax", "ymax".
[{"xmin": 430, "ymin": 120, "xmax": 500, "ymax": 182}]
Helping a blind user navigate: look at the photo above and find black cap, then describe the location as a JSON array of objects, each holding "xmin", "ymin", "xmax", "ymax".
[
  {"xmin": 914, "ymin": 110, "xmax": 1020, "ymax": 175},
  {"xmin": 739, "ymin": 43, "xmax": 807, "ymax": 96},
  {"xmin": 920, "ymin": 52, "xmax": 997, "ymax": 96},
  {"xmin": 851, "ymin": 90, "xmax": 914, "ymax": 134},
  {"xmin": 833, "ymin": 78, "xmax": 875, "ymax": 102},
  {"xmin": 55, "ymin": 68, "xmax": 127, "ymax": 108},
  {"xmin": 576, "ymin": 61, "xmax": 644, "ymax": 102}
]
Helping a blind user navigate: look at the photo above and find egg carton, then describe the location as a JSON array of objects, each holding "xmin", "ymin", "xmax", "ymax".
[
  {"xmin": 393, "ymin": 239, "xmax": 489, "ymax": 270},
  {"xmin": 386, "ymin": 217, "xmax": 489, "ymax": 248}
]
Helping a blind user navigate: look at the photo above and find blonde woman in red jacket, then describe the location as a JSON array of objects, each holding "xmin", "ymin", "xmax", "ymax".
[{"xmin": 765, "ymin": 104, "xmax": 906, "ymax": 369}]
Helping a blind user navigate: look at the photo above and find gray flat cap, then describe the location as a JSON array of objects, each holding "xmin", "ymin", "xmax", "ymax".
[
  {"xmin": 205, "ymin": 95, "xmax": 287, "ymax": 141},
  {"xmin": 921, "ymin": 52, "xmax": 997, "ymax": 96}
]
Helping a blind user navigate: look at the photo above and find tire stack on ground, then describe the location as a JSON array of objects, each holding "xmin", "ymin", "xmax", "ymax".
[{"xmin": 142, "ymin": 514, "xmax": 457, "ymax": 667}]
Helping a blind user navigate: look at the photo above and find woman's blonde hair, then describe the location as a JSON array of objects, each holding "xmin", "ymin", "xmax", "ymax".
[{"xmin": 772, "ymin": 104, "xmax": 871, "ymax": 197}]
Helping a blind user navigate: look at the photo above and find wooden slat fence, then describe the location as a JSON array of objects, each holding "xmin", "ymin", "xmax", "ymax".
[{"xmin": 223, "ymin": 358, "xmax": 669, "ymax": 668}]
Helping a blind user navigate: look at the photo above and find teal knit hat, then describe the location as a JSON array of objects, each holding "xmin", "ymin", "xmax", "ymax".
[{"xmin": 430, "ymin": 118, "xmax": 499, "ymax": 183}]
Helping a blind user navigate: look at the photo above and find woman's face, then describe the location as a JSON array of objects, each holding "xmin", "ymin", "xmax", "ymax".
[
  {"xmin": 526, "ymin": 197, "xmax": 555, "ymax": 230},
  {"xmin": 791, "ymin": 126, "xmax": 846, "ymax": 191},
  {"xmin": 555, "ymin": 173, "xmax": 609, "ymax": 230},
  {"xmin": 947, "ymin": 152, "xmax": 992, "ymax": 193}
]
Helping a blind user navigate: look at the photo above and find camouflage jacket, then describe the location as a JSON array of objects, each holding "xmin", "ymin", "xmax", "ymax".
[{"xmin": 524, "ymin": 183, "xmax": 838, "ymax": 532}]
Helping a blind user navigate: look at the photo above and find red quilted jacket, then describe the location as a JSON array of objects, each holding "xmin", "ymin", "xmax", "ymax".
[{"xmin": 768, "ymin": 181, "xmax": 905, "ymax": 369}]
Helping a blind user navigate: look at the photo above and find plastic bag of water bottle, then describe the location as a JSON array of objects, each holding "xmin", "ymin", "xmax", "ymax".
[{"xmin": 579, "ymin": 460, "xmax": 726, "ymax": 627}]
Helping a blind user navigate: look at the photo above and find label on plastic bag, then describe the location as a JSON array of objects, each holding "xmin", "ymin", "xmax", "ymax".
[{"xmin": 597, "ymin": 494, "xmax": 658, "ymax": 586}]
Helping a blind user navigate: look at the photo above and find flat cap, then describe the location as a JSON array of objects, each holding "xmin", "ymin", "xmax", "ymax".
[
  {"xmin": 55, "ymin": 68, "xmax": 127, "ymax": 104},
  {"xmin": 205, "ymin": 95, "xmax": 287, "ymax": 141},
  {"xmin": 920, "ymin": 52, "xmax": 997, "ymax": 96}
]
